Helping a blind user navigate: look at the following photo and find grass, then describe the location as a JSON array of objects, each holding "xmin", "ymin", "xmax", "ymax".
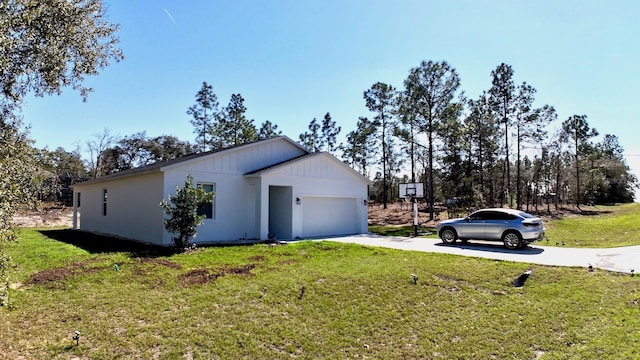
[
  {"xmin": 1, "ymin": 228, "xmax": 639, "ymax": 359},
  {"xmin": 543, "ymin": 203, "xmax": 640, "ymax": 248},
  {"xmin": 370, "ymin": 203, "xmax": 640, "ymax": 248}
]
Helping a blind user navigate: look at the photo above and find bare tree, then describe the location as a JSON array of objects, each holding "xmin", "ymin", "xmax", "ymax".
[{"xmin": 86, "ymin": 128, "xmax": 118, "ymax": 178}]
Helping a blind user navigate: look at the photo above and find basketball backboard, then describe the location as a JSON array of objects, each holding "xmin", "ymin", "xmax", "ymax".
[{"xmin": 399, "ymin": 183, "xmax": 424, "ymax": 199}]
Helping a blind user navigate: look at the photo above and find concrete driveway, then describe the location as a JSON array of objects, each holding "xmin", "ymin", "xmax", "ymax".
[{"xmin": 326, "ymin": 234, "xmax": 639, "ymax": 274}]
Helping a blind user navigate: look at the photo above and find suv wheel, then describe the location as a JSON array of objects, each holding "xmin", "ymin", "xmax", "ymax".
[
  {"xmin": 440, "ymin": 227, "xmax": 457, "ymax": 244},
  {"xmin": 503, "ymin": 231, "xmax": 522, "ymax": 250}
]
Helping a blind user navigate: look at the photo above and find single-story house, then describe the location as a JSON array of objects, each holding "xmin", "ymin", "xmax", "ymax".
[{"xmin": 72, "ymin": 136, "xmax": 370, "ymax": 246}]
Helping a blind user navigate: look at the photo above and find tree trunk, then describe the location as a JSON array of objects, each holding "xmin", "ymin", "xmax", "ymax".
[
  {"xmin": 428, "ymin": 121, "xmax": 435, "ymax": 220},
  {"xmin": 504, "ymin": 117, "xmax": 510, "ymax": 207},
  {"xmin": 382, "ymin": 113, "xmax": 387, "ymax": 209},
  {"xmin": 516, "ymin": 119, "xmax": 521, "ymax": 209}
]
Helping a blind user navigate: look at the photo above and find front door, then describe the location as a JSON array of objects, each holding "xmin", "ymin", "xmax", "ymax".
[{"xmin": 268, "ymin": 186, "xmax": 293, "ymax": 239}]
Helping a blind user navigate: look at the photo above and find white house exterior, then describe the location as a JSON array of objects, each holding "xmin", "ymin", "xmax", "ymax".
[{"xmin": 72, "ymin": 136, "xmax": 370, "ymax": 246}]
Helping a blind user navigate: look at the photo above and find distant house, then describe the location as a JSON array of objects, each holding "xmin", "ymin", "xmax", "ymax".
[{"xmin": 72, "ymin": 136, "xmax": 370, "ymax": 246}]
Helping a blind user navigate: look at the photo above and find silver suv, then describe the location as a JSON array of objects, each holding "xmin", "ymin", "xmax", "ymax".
[{"xmin": 437, "ymin": 208, "xmax": 545, "ymax": 250}]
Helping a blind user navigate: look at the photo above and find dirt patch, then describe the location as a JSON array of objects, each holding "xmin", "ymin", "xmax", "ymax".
[
  {"xmin": 368, "ymin": 202, "xmax": 441, "ymax": 227},
  {"xmin": 13, "ymin": 206, "xmax": 74, "ymax": 228},
  {"xmin": 135, "ymin": 258, "xmax": 182, "ymax": 269},
  {"xmin": 179, "ymin": 264, "xmax": 256, "ymax": 286},
  {"xmin": 179, "ymin": 269, "xmax": 218, "ymax": 286},
  {"xmin": 368, "ymin": 202, "xmax": 595, "ymax": 226},
  {"xmin": 26, "ymin": 259, "xmax": 105, "ymax": 289}
]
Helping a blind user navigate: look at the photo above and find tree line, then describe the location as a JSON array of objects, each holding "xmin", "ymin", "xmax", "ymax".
[
  {"xmin": 35, "ymin": 61, "xmax": 638, "ymax": 219},
  {"xmin": 344, "ymin": 61, "xmax": 636, "ymax": 218}
]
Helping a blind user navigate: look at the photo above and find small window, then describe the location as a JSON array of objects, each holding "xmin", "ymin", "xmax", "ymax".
[
  {"xmin": 469, "ymin": 211, "xmax": 488, "ymax": 220},
  {"xmin": 102, "ymin": 189, "xmax": 108, "ymax": 216},
  {"xmin": 197, "ymin": 183, "xmax": 215, "ymax": 219},
  {"xmin": 488, "ymin": 211, "xmax": 509, "ymax": 220}
]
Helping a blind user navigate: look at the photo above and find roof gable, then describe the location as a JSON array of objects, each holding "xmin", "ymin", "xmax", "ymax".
[{"xmin": 246, "ymin": 152, "xmax": 371, "ymax": 184}]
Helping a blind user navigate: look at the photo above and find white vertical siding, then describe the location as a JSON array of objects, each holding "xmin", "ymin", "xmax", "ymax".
[
  {"xmin": 75, "ymin": 172, "xmax": 165, "ymax": 245},
  {"xmin": 72, "ymin": 138, "xmax": 368, "ymax": 245},
  {"xmin": 254, "ymin": 153, "xmax": 369, "ymax": 239},
  {"xmin": 160, "ymin": 138, "xmax": 306, "ymax": 243},
  {"xmin": 162, "ymin": 170, "xmax": 261, "ymax": 243}
]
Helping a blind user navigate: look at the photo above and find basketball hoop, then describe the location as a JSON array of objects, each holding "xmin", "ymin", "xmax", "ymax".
[
  {"xmin": 398, "ymin": 183, "xmax": 424, "ymax": 237},
  {"xmin": 399, "ymin": 183, "xmax": 423, "ymax": 199}
]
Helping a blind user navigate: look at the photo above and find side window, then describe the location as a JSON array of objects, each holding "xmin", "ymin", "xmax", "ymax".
[
  {"xmin": 480, "ymin": 211, "xmax": 496, "ymax": 220},
  {"xmin": 197, "ymin": 183, "xmax": 215, "ymax": 219},
  {"xmin": 102, "ymin": 188, "xmax": 107, "ymax": 216},
  {"xmin": 493, "ymin": 211, "xmax": 510, "ymax": 220}
]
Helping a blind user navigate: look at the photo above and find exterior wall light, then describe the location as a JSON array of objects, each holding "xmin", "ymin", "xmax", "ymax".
[{"xmin": 296, "ymin": 197, "xmax": 301, "ymax": 205}]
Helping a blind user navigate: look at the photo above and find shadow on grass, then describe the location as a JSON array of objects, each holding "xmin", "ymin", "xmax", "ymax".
[
  {"xmin": 434, "ymin": 241, "xmax": 545, "ymax": 255},
  {"xmin": 38, "ymin": 229, "xmax": 175, "ymax": 257}
]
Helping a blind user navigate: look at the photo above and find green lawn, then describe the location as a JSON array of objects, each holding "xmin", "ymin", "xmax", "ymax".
[
  {"xmin": 544, "ymin": 203, "xmax": 640, "ymax": 247},
  {"xmin": 1, "ymin": 228, "xmax": 639, "ymax": 359}
]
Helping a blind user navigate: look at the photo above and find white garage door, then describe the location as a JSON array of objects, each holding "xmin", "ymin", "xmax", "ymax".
[{"xmin": 301, "ymin": 197, "xmax": 359, "ymax": 238}]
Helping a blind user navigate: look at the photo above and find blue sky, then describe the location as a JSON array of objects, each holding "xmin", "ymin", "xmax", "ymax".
[{"xmin": 22, "ymin": 0, "xmax": 640, "ymax": 183}]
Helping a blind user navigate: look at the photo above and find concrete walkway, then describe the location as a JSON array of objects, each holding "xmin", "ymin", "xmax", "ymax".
[{"xmin": 325, "ymin": 234, "xmax": 639, "ymax": 274}]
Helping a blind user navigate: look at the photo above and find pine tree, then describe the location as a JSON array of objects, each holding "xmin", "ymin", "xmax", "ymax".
[
  {"xmin": 187, "ymin": 82, "xmax": 220, "ymax": 151},
  {"xmin": 220, "ymin": 94, "xmax": 257, "ymax": 146},
  {"xmin": 404, "ymin": 60, "xmax": 461, "ymax": 219},
  {"xmin": 364, "ymin": 82, "xmax": 397, "ymax": 209},
  {"xmin": 320, "ymin": 112, "xmax": 341, "ymax": 153},
  {"xmin": 299, "ymin": 118, "xmax": 321, "ymax": 152}
]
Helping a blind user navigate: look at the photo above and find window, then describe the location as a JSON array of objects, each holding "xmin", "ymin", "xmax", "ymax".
[
  {"xmin": 102, "ymin": 189, "xmax": 108, "ymax": 216},
  {"xmin": 197, "ymin": 183, "xmax": 215, "ymax": 219}
]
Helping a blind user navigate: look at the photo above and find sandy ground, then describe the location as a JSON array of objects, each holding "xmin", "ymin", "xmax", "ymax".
[
  {"xmin": 368, "ymin": 202, "xmax": 442, "ymax": 227},
  {"xmin": 368, "ymin": 202, "xmax": 587, "ymax": 227},
  {"xmin": 12, "ymin": 207, "xmax": 75, "ymax": 228}
]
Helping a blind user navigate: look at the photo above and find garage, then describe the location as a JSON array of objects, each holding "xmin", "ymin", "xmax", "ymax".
[{"xmin": 301, "ymin": 196, "xmax": 360, "ymax": 238}]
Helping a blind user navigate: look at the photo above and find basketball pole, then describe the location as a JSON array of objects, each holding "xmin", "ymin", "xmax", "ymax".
[
  {"xmin": 413, "ymin": 196, "xmax": 418, "ymax": 237},
  {"xmin": 400, "ymin": 183, "xmax": 421, "ymax": 237}
]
